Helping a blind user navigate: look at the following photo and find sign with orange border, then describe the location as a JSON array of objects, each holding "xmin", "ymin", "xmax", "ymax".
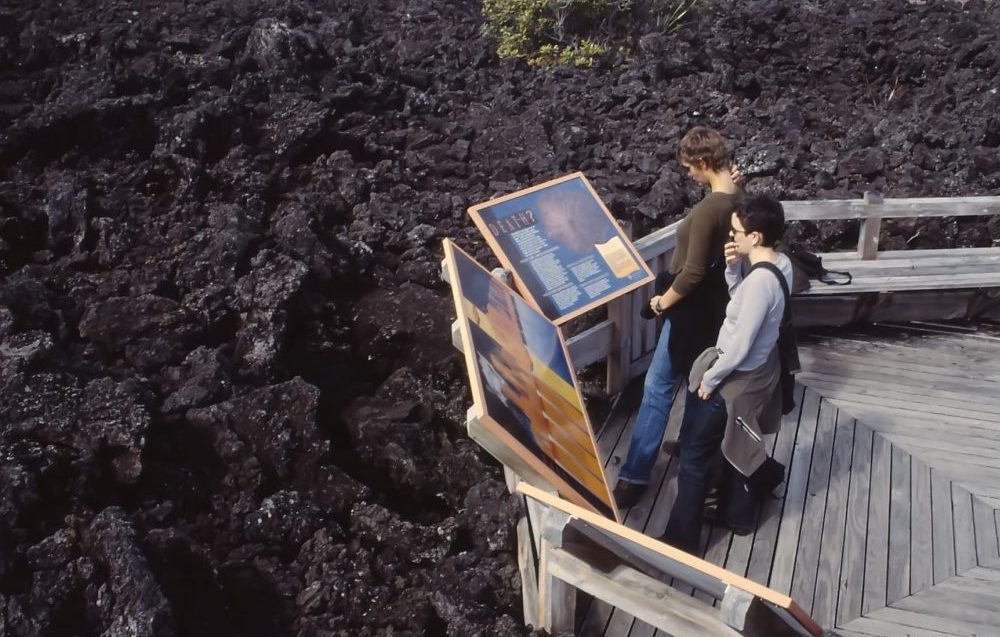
[
  {"xmin": 468, "ymin": 173, "xmax": 653, "ymax": 325},
  {"xmin": 443, "ymin": 239, "xmax": 618, "ymax": 520}
]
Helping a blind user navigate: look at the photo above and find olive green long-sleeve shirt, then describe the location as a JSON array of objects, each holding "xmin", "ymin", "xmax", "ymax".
[{"xmin": 668, "ymin": 191, "xmax": 742, "ymax": 297}]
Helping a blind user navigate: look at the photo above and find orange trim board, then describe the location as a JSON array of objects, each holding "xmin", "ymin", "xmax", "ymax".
[
  {"xmin": 468, "ymin": 172, "xmax": 654, "ymax": 326},
  {"xmin": 516, "ymin": 482, "xmax": 823, "ymax": 636},
  {"xmin": 442, "ymin": 239, "xmax": 620, "ymax": 522}
]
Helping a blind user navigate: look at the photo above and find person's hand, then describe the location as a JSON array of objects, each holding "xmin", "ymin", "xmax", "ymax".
[
  {"xmin": 724, "ymin": 240, "xmax": 740, "ymax": 266},
  {"xmin": 649, "ymin": 295, "xmax": 663, "ymax": 315},
  {"xmin": 730, "ymin": 164, "xmax": 743, "ymax": 184},
  {"xmin": 697, "ymin": 381, "xmax": 711, "ymax": 400}
]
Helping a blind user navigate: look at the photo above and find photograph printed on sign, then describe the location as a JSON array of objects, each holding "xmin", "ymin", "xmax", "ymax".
[
  {"xmin": 469, "ymin": 173, "xmax": 652, "ymax": 324},
  {"xmin": 444, "ymin": 239, "xmax": 617, "ymax": 518}
]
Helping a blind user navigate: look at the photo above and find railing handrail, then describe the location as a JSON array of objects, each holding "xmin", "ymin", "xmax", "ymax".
[
  {"xmin": 587, "ymin": 192, "xmax": 1000, "ymax": 394},
  {"xmin": 634, "ymin": 193, "xmax": 1000, "ymax": 261}
]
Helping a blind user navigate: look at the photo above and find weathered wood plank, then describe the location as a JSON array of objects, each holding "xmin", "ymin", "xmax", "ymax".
[
  {"xmin": 794, "ymin": 384, "xmax": 1000, "ymax": 424},
  {"xmin": 634, "ymin": 223, "xmax": 679, "ymax": 261},
  {"xmin": 597, "ymin": 382, "xmax": 640, "ymax": 470},
  {"xmin": 566, "ymin": 319, "xmax": 615, "ymax": 370},
  {"xmin": 770, "ymin": 388, "xmax": 822, "ymax": 595},
  {"xmin": 600, "ymin": 396, "xmax": 687, "ymax": 637},
  {"xmin": 973, "ymin": 496, "xmax": 1000, "ymax": 566},
  {"xmin": 806, "ymin": 403, "xmax": 1000, "ymax": 452},
  {"xmin": 910, "ymin": 457, "xmax": 934, "ymax": 594},
  {"xmin": 931, "ymin": 470, "xmax": 956, "ymax": 584},
  {"xmin": 607, "ymin": 295, "xmax": 633, "ymax": 395},
  {"xmin": 836, "ymin": 423, "xmax": 874, "ymax": 626},
  {"xmin": 862, "ymin": 432, "xmax": 891, "ymax": 615},
  {"xmin": 746, "ymin": 385, "xmax": 806, "ymax": 586},
  {"xmin": 799, "ymin": 271, "xmax": 1000, "ymax": 295},
  {"xmin": 790, "ymin": 397, "xmax": 839, "ymax": 611},
  {"xmin": 821, "ymin": 245, "xmax": 1000, "ymax": 263},
  {"xmin": 537, "ymin": 509, "xmax": 575, "ymax": 634},
  {"xmin": 546, "ymin": 546, "xmax": 742, "ymax": 637},
  {"xmin": 516, "ymin": 513, "xmax": 540, "ymax": 629},
  {"xmin": 782, "ymin": 196, "xmax": 1000, "ymax": 221},
  {"xmin": 893, "ymin": 584, "xmax": 1000, "ymax": 626},
  {"xmin": 796, "ymin": 368, "xmax": 1000, "ymax": 413},
  {"xmin": 953, "ymin": 484, "xmax": 978, "ymax": 574},
  {"xmin": 801, "ymin": 336, "xmax": 1000, "ymax": 371},
  {"xmin": 810, "ymin": 253, "xmax": 1000, "ymax": 273},
  {"xmin": 871, "ymin": 606, "xmax": 980, "ymax": 637},
  {"xmin": 724, "ymin": 431, "xmax": 783, "ymax": 582},
  {"xmin": 857, "ymin": 191, "xmax": 882, "ymax": 260},
  {"xmin": 839, "ymin": 615, "xmax": 962, "ymax": 637},
  {"xmin": 800, "ymin": 347, "xmax": 1000, "ymax": 387},
  {"xmin": 696, "ymin": 527, "xmax": 733, "ymax": 605},
  {"xmin": 887, "ymin": 445, "xmax": 911, "ymax": 604},
  {"xmin": 810, "ymin": 412, "xmax": 855, "ymax": 628}
]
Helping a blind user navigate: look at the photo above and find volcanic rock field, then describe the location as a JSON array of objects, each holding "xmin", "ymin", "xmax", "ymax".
[{"xmin": 1, "ymin": 0, "xmax": 999, "ymax": 635}]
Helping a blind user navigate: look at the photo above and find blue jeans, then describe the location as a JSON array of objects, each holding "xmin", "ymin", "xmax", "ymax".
[
  {"xmin": 661, "ymin": 392, "xmax": 755, "ymax": 554},
  {"xmin": 618, "ymin": 318, "xmax": 680, "ymax": 484}
]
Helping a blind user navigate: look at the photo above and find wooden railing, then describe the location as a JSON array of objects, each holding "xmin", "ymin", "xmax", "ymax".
[
  {"xmin": 516, "ymin": 481, "xmax": 823, "ymax": 636},
  {"xmin": 566, "ymin": 194, "xmax": 1000, "ymax": 394}
]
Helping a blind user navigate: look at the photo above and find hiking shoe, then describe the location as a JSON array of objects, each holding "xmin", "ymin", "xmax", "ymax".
[{"xmin": 612, "ymin": 480, "xmax": 646, "ymax": 509}]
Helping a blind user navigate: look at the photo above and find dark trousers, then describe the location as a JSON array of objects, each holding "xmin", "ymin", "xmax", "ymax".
[{"xmin": 661, "ymin": 392, "xmax": 755, "ymax": 554}]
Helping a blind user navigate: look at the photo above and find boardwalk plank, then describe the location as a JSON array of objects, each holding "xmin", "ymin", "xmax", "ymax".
[
  {"xmin": 799, "ymin": 347, "xmax": 1000, "ymax": 386},
  {"xmin": 810, "ymin": 412, "xmax": 855, "ymax": 628},
  {"xmin": 836, "ymin": 423, "xmax": 874, "ymax": 626},
  {"xmin": 790, "ymin": 397, "xmax": 838, "ymax": 611},
  {"xmin": 840, "ymin": 615, "xmax": 962, "ymax": 636},
  {"xmin": 796, "ymin": 369, "xmax": 1000, "ymax": 414},
  {"xmin": 873, "ymin": 606, "xmax": 979, "ymax": 636},
  {"xmin": 930, "ymin": 471, "xmax": 956, "ymax": 584},
  {"xmin": 723, "ymin": 431, "xmax": 782, "ymax": 581},
  {"xmin": 769, "ymin": 388, "xmax": 822, "ymax": 595},
  {"xmin": 584, "ymin": 452, "xmax": 674, "ymax": 637},
  {"xmin": 862, "ymin": 432, "xmax": 890, "ymax": 615},
  {"xmin": 745, "ymin": 386, "xmax": 805, "ymax": 587},
  {"xmin": 952, "ymin": 484, "xmax": 977, "ymax": 574},
  {"xmin": 973, "ymin": 496, "xmax": 1000, "ymax": 566},
  {"xmin": 894, "ymin": 585, "xmax": 1000, "ymax": 626},
  {"xmin": 910, "ymin": 457, "xmax": 934, "ymax": 594},
  {"xmin": 887, "ymin": 445, "xmax": 911, "ymax": 604}
]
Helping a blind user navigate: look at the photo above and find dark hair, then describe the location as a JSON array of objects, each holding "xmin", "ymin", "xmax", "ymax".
[
  {"xmin": 736, "ymin": 194, "xmax": 785, "ymax": 247},
  {"xmin": 676, "ymin": 126, "xmax": 731, "ymax": 172}
]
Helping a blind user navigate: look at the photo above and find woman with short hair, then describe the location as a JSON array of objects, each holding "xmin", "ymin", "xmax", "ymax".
[{"xmin": 660, "ymin": 194, "xmax": 792, "ymax": 555}]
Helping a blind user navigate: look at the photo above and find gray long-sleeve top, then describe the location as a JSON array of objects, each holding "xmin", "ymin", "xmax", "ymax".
[{"xmin": 700, "ymin": 253, "xmax": 794, "ymax": 393}]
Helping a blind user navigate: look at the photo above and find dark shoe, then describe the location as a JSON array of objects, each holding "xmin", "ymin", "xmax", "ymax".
[
  {"xmin": 703, "ymin": 506, "xmax": 754, "ymax": 536},
  {"xmin": 748, "ymin": 456, "xmax": 785, "ymax": 498},
  {"xmin": 612, "ymin": 480, "xmax": 646, "ymax": 509},
  {"xmin": 661, "ymin": 439, "xmax": 681, "ymax": 456}
]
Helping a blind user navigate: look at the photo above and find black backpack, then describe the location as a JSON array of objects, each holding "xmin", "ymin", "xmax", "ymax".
[
  {"xmin": 750, "ymin": 261, "xmax": 800, "ymax": 415},
  {"xmin": 778, "ymin": 244, "xmax": 852, "ymax": 293}
]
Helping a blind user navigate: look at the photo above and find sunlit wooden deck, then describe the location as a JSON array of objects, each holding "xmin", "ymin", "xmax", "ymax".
[{"xmin": 585, "ymin": 321, "xmax": 1000, "ymax": 637}]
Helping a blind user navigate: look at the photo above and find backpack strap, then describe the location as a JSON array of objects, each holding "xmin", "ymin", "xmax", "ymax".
[
  {"xmin": 750, "ymin": 261, "xmax": 791, "ymax": 322},
  {"xmin": 751, "ymin": 260, "xmax": 801, "ymax": 376}
]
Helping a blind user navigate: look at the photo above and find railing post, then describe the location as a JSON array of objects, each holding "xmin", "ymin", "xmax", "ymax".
[
  {"xmin": 858, "ymin": 191, "xmax": 883, "ymax": 260},
  {"xmin": 537, "ymin": 508, "xmax": 574, "ymax": 634},
  {"xmin": 607, "ymin": 219, "xmax": 636, "ymax": 394},
  {"xmin": 606, "ymin": 295, "xmax": 632, "ymax": 395}
]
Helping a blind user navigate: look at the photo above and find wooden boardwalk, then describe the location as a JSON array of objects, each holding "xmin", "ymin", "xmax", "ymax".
[{"xmin": 584, "ymin": 321, "xmax": 1000, "ymax": 637}]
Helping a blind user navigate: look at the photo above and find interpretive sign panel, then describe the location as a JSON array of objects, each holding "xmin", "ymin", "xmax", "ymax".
[
  {"xmin": 468, "ymin": 173, "xmax": 653, "ymax": 324},
  {"xmin": 443, "ymin": 239, "xmax": 617, "ymax": 520}
]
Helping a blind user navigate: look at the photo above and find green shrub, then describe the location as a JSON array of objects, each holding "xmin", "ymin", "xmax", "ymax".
[
  {"xmin": 482, "ymin": 0, "xmax": 632, "ymax": 67},
  {"xmin": 654, "ymin": 0, "xmax": 701, "ymax": 34}
]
